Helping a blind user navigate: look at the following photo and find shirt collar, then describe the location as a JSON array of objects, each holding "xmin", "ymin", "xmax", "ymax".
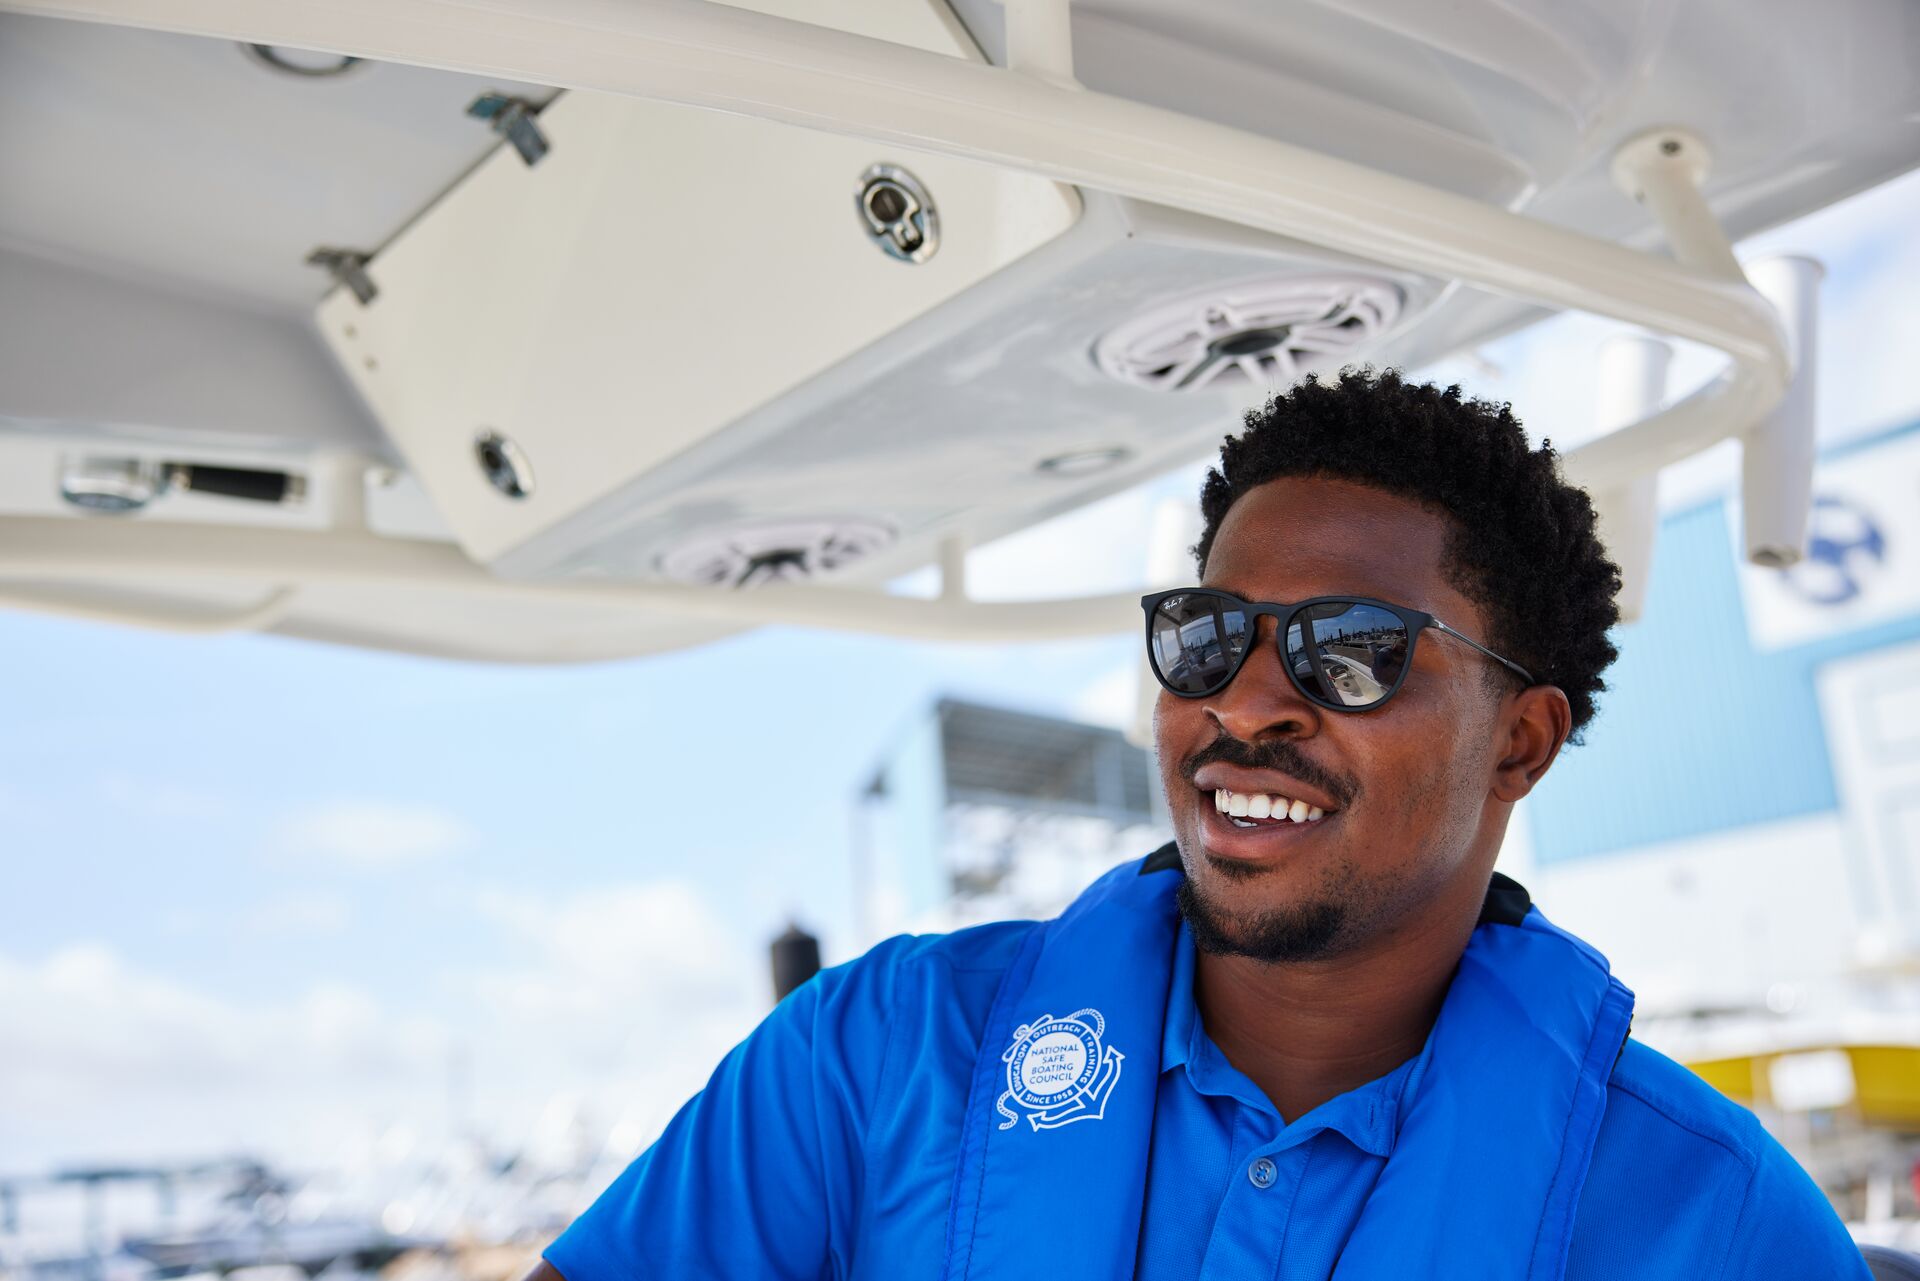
[{"xmin": 1160, "ymin": 915, "xmax": 1436, "ymax": 1159}]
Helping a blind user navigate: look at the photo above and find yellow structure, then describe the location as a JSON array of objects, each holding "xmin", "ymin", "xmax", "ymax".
[{"xmin": 1687, "ymin": 1044, "xmax": 1920, "ymax": 1127}]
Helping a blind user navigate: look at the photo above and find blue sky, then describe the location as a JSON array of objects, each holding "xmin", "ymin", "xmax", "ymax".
[
  {"xmin": 0, "ymin": 561, "xmax": 1158, "ymax": 1171},
  {"xmin": 3, "ymin": 169, "xmax": 1916, "ymax": 1179},
  {"xmin": 0, "ymin": 609, "xmax": 1142, "ymax": 996}
]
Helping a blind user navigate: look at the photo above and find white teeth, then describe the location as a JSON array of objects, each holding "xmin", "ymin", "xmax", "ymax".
[{"xmin": 1212, "ymin": 790, "xmax": 1334, "ymax": 823}]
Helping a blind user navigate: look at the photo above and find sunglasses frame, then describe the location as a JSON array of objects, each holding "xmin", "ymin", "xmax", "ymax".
[{"xmin": 1140, "ymin": 587, "xmax": 1536, "ymax": 711}]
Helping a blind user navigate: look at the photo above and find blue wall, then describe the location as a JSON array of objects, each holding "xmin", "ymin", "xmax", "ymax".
[{"xmin": 1528, "ymin": 420, "xmax": 1920, "ymax": 864}]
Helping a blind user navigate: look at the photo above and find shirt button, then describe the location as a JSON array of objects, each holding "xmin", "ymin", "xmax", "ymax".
[{"xmin": 1248, "ymin": 1157, "xmax": 1277, "ymax": 1189}]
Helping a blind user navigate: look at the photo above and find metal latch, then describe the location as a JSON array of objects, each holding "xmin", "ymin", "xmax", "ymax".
[
  {"xmin": 468, "ymin": 93, "xmax": 550, "ymax": 167},
  {"xmin": 306, "ymin": 247, "xmax": 378, "ymax": 305}
]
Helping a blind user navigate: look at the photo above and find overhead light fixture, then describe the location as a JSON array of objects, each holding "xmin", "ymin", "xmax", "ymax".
[
  {"xmin": 58, "ymin": 457, "xmax": 167, "ymax": 514},
  {"xmin": 239, "ymin": 44, "xmax": 364, "ymax": 78},
  {"xmin": 1036, "ymin": 447, "xmax": 1131, "ymax": 478},
  {"xmin": 58, "ymin": 457, "xmax": 305, "ymax": 514}
]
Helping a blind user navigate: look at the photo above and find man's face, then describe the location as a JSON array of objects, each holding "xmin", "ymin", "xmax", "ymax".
[{"xmin": 1155, "ymin": 475, "xmax": 1510, "ymax": 963}]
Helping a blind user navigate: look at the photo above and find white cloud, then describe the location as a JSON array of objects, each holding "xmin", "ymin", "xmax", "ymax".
[
  {"xmin": 473, "ymin": 879, "xmax": 760, "ymax": 1026},
  {"xmin": 0, "ymin": 944, "xmax": 450, "ymax": 1170},
  {"xmin": 275, "ymin": 801, "xmax": 472, "ymax": 864},
  {"xmin": 465, "ymin": 879, "xmax": 769, "ymax": 1151},
  {"xmin": 0, "ymin": 876, "xmax": 773, "ymax": 1175}
]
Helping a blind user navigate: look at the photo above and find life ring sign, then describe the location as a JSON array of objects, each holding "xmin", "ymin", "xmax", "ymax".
[{"xmin": 996, "ymin": 1007, "xmax": 1125, "ymax": 1132}]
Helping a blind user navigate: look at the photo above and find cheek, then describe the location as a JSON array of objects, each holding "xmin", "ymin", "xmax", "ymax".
[
  {"xmin": 1345, "ymin": 713, "xmax": 1482, "ymax": 851},
  {"xmin": 1151, "ymin": 692, "xmax": 1189, "ymax": 774},
  {"xmin": 1373, "ymin": 735, "xmax": 1486, "ymax": 857},
  {"xmin": 1152, "ymin": 695, "xmax": 1207, "ymax": 817}
]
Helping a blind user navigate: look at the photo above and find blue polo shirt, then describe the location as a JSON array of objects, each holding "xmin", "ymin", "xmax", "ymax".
[
  {"xmin": 1134, "ymin": 917, "xmax": 1432, "ymax": 1275},
  {"xmin": 545, "ymin": 865, "xmax": 1869, "ymax": 1280}
]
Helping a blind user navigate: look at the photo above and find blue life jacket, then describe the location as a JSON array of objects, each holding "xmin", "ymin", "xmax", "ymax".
[
  {"xmin": 545, "ymin": 850, "xmax": 1871, "ymax": 1279},
  {"xmin": 942, "ymin": 850, "xmax": 1629, "ymax": 1279}
]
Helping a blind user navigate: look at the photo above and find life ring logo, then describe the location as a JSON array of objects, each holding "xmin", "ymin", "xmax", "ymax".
[{"xmin": 995, "ymin": 1007, "xmax": 1124, "ymax": 1132}]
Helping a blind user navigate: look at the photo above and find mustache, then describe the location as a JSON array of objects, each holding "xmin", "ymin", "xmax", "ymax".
[{"xmin": 1179, "ymin": 730, "xmax": 1358, "ymax": 808}]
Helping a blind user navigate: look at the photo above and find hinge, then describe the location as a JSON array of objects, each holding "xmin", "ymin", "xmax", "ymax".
[
  {"xmin": 305, "ymin": 247, "xmax": 377, "ymax": 305},
  {"xmin": 468, "ymin": 93, "xmax": 550, "ymax": 167}
]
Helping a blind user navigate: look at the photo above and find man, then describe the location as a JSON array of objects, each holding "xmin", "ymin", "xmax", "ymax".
[{"xmin": 531, "ymin": 371, "xmax": 1869, "ymax": 1278}]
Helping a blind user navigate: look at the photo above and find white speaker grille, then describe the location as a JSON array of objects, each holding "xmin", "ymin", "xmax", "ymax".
[
  {"xmin": 1094, "ymin": 274, "xmax": 1404, "ymax": 393},
  {"xmin": 657, "ymin": 518, "xmax": 896, "ymax": 588}
]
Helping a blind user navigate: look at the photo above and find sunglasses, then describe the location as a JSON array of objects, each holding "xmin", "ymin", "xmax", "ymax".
[{"xmin": 1141, "ymin": 587, "xmax": 1535, "ymax": 711}]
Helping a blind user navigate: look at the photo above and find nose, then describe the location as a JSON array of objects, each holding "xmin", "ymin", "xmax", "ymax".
[{"xmin": 1203, "ymin": 614, "xmax": 1324, "ymax": 742}]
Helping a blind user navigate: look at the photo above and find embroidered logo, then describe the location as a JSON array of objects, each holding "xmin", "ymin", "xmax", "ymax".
[{"xmin": 995, "ymin": 1007, "xmax": 1124, "ymax": 1131}]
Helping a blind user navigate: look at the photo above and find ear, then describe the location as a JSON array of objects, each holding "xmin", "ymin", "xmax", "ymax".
[{"xmin": 1490, "ymin": 685, "xmax": 1572, "ymax": 803}]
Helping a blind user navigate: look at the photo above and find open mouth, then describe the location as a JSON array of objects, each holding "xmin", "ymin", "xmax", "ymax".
[{"xmin": 1209, "ymin": 788, "xmax": 1330, "ymax": 828}]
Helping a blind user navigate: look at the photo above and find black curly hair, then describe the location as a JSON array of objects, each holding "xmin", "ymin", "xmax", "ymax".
[{"xmin": 1194, "ymin": 367, "xmax": 1621, "ymax": 740}]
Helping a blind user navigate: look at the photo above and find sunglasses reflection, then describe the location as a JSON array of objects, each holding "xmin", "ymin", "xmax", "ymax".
[
  {"xmin": 1150, "ymin": 596, "xmax": 1239, "ymax": 692},
  {"xmin": 1151, "ymin": 596, "xmax": 1410, "ymax": 708},
  {"xmin": 1292, "ymin": 607, "xmax": 1408, "ymax": 706}
]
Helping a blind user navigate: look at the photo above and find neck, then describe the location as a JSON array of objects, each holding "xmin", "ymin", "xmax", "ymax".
[{"xmin": 1192, "ymin": 872, "xmax": 1487, "ymax": 1125}]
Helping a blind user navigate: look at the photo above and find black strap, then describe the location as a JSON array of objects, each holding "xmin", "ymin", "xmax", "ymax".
[
  {"xmin": 1477, "ymin": 871, "xmax": 1532, "ymax": 927},
  {"xmin": 1139, "ymin": 842, "xmax": 1533, "ymax": 928},
  {"xmin": 1140, "ymin": 840, "xmax": 1182, "ymax": 875}
]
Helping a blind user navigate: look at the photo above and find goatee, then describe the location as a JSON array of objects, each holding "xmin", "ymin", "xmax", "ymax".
[{"xmin": 1176, "ymin": 870, "xmax": 1347, "ymax": 963}]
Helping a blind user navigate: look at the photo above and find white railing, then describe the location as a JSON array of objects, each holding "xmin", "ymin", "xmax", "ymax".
[{"xmin": 0, "ymin": 0, "xmax": 1797, "ymax": 641}]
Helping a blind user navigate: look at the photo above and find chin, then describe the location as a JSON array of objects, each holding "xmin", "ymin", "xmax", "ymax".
[{"xmin": 1175, "ymin": 868, "xmax": 1350, "ymax": 963}]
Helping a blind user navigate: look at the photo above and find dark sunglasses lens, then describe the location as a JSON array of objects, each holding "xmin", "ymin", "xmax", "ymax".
[
  {"xmin": 1284, "ymin": 602, "xmax": 1410, "ymax": 708},
  {"xmin": 1149, "ymin": 593, "xmax": 1251, "ymax": 695}
]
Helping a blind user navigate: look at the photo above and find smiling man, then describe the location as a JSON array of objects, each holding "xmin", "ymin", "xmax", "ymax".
[{"xmin": 531, "ymin": 370, "xmax": 1869, "ymax": 1279}]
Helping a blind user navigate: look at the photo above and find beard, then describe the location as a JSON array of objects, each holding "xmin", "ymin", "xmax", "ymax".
[{"xmin": 1175, "ymin": 854, "xmax": 1360, "ymax": 963}]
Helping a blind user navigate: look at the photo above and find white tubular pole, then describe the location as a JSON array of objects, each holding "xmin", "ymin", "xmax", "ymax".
[
  {"xmin": 1589, "ymin": 335, "xmax": 1671, "ymax": 624},
  {"xmin": 1739, "ymin": 255, "xmax": 1824, "ymax": 568},
  {"xmin": 1609, "ymin": 129, "xmax": 1743, "ymax": 281},
  {"xmin": 938, "ymin": 533, "xmax": 968, "ymax": 603},
  {"xmin": 1004, "ymin": 0, "xmax": 1076, "ymax": 86},
  {"xmin": 313, "ymin": 452, "xmax": 370, "ymax": 532},
  {"xmin": 0, "ymin": 516, "xmax": 1142, "ymax": 642},
  {"xmin": 0, "ymin": 583, "xmax": 299, "ymax": 634},
  {"xmin": 1567, "ymin": 128, "xmax": 1766, "ymax": 493},
  {"xmin": 6, "ymin": 0, "xmax": 1787, "ymax": 470}
]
